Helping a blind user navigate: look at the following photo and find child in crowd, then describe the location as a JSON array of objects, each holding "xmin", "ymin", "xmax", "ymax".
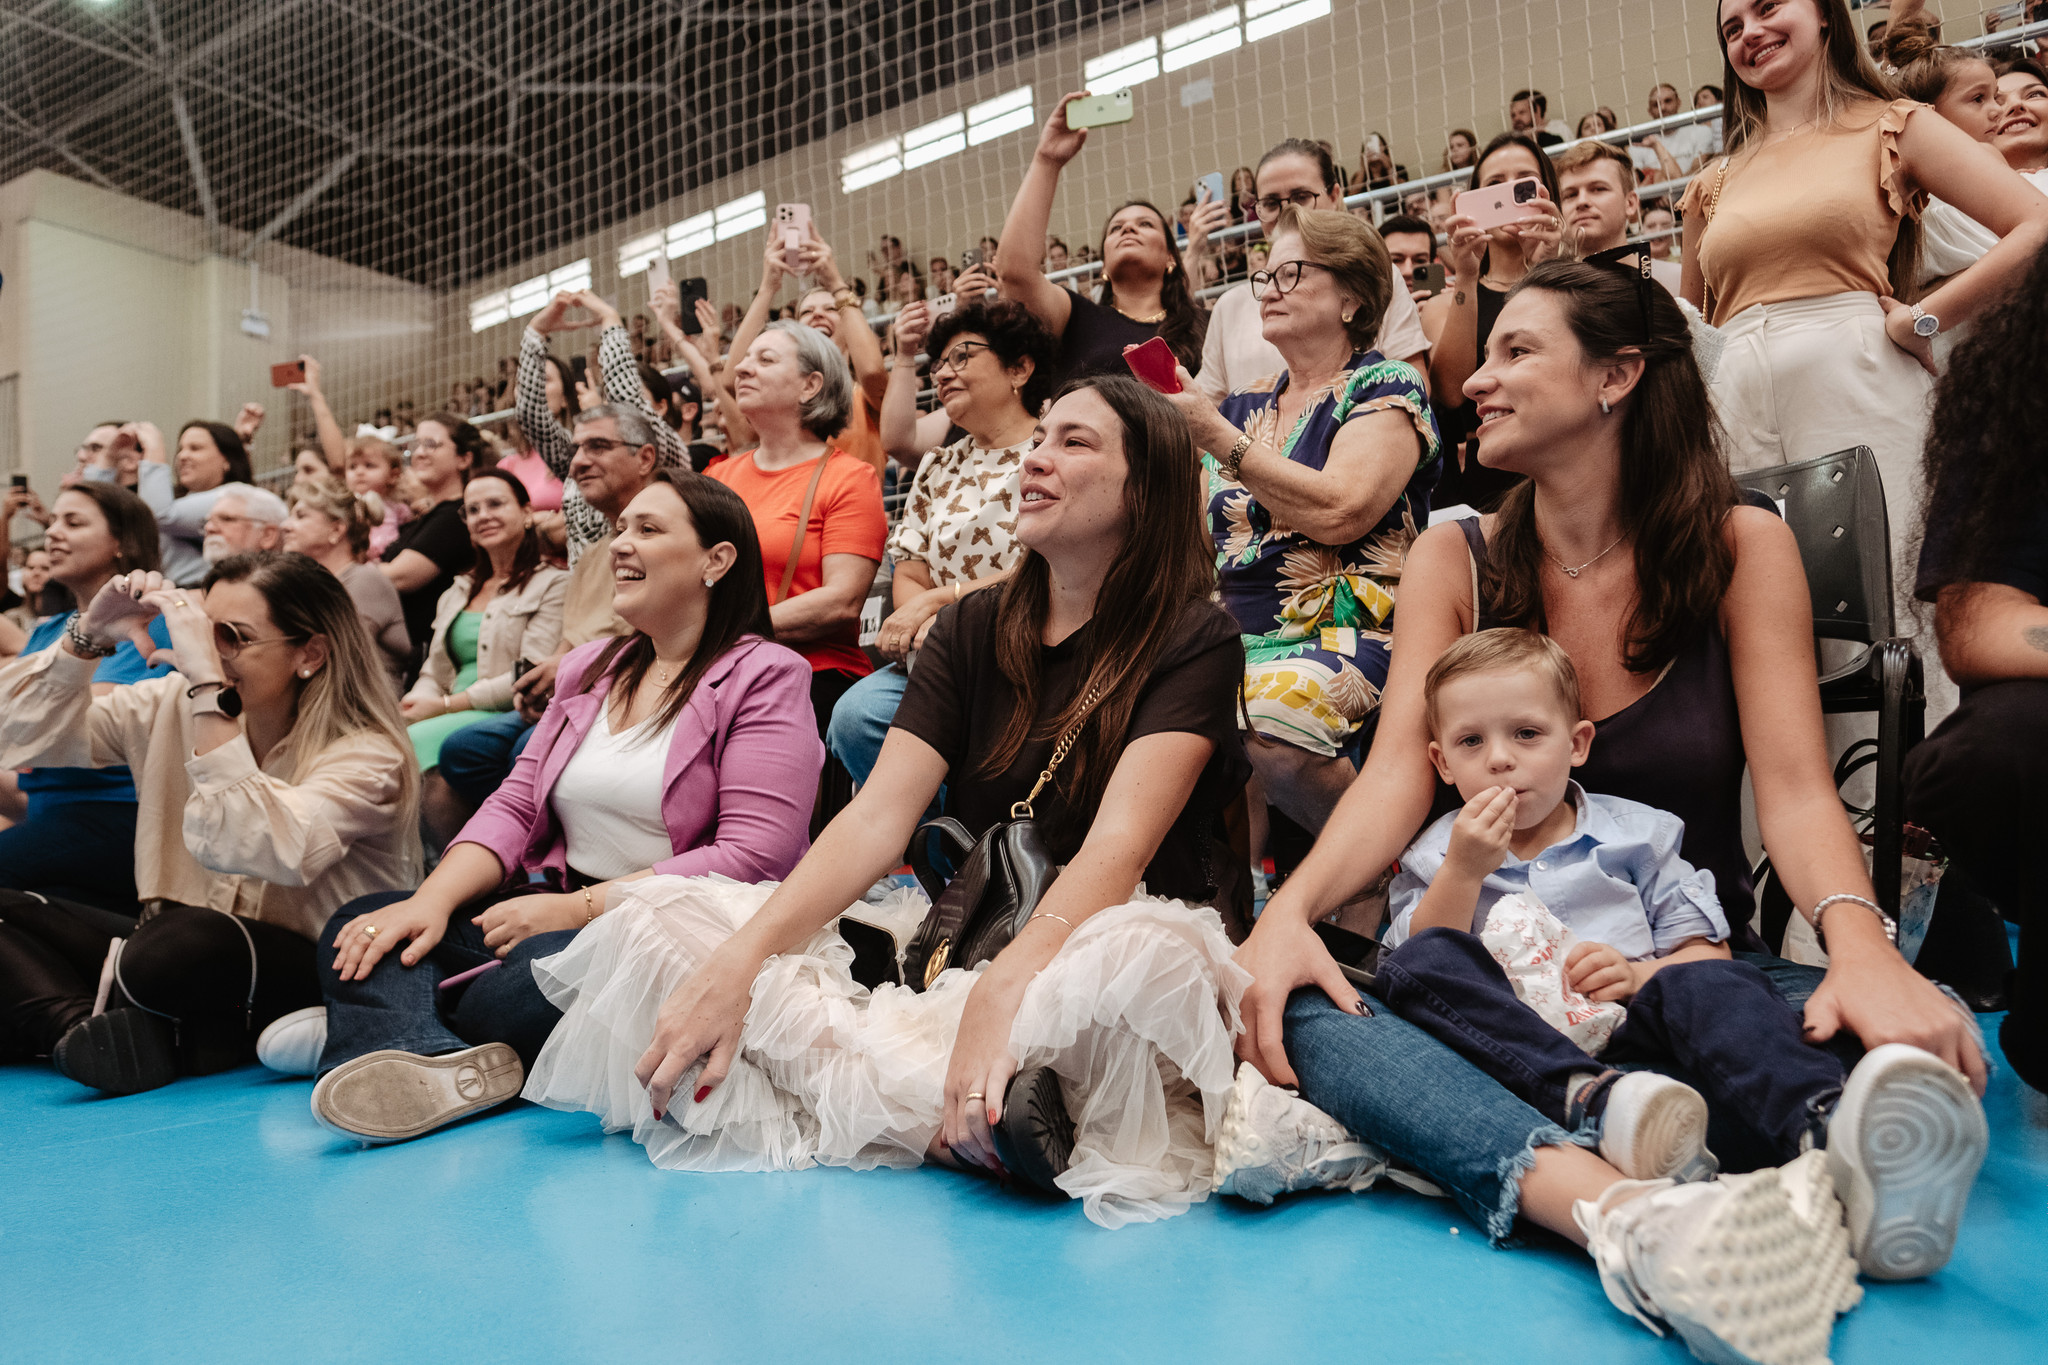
[
  {"xmin": 344, "ymin": 436, "xmax": 418, "ymax": 560},
  {"xmin": 1371, "ymin": 631, "xmax": 1985, "ymax": 1269}
]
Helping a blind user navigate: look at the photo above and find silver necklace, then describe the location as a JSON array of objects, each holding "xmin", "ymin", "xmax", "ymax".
[{"xmin": 1547, "ymin": 534, "xmax": 1626, "ymax": 579}]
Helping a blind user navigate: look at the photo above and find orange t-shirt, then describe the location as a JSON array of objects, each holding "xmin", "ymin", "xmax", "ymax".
[
  {"xmin": 708, "ymin": 449, "xmax": 885, "ymax": 677},
  {"xmin": 831, "ymin": 389, "xmax": 886, "ymax": 476}
]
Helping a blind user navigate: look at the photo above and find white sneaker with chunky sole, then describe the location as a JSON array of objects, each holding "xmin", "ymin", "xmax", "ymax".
[
  {"xmin": 1598, "ymin": 1071, "xmax": 1718, "ymax": 1182},
  {"xmin": 1826, "ymin": 1042, "xmax": 1987, "ymax": 1280},
  {"xmin": 255, "ymin": 1006, "xmax": 328, "ymax": 1076},
  {"xmin": 311, "ymin": 1044, "xmax": 524, "ymax": 1144},
  {"xmin": 1213, "ymin": 1062, "xmax": 1389, "ymax": 1205},
  {"xmin": 1575, "ymin": 1164, "xmax": 1862, "ymax": 1365}
]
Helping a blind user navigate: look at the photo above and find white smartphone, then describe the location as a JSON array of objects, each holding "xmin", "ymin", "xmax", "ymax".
[
  {"xmin": 931, "ymin": 292, "xmax": 958, "ymax": 319},
  {"xmin": 1197, "ymin": 171, "xmax": 1225, "ymax": 206},
  {"xmin": 646, "ymin": 253, "xmax": 671, "ymax": 292},
  {"xmin": 775, "ymin": 202, "xmax": 812, "ymax": 270},
  {"xmin": 1065, "ymin": 89, "xmax": 1134, "ymax": 130}
]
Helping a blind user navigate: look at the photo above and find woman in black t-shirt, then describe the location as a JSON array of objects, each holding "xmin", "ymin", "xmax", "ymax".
[
  {"xmin": 523, "ymin": 376, "xmax": 1252, "ymax": 1227},
  {"xmin": 993, "ymin": 93, "xmax": 1208, "ymax": 384},
  {"xmin": 379, "ymin": 413, "xmax": 491, "ymax": 660}
]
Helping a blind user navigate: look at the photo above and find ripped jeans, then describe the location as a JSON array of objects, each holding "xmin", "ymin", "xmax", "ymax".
[{"xmin": 1282, "ymin": 954, "xmax": 1837, "ymax": 1244}]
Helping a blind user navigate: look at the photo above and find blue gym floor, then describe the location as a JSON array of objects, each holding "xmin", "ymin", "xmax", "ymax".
[{"xmin": 5, "ymin": 1025, "xmax": 2045, "ymax": 1364}]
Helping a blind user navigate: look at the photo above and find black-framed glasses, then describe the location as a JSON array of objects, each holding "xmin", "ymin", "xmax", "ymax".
[
  {"xmin": 931, "ymin": 341, "xmax": 993, "ymax": 375},
  {"xmin": 1585, "ymin": 240, "xmax": 1656, "ymax": 345},
  {"xmin": 1249, "ymin": 260, "xmax": 1340, "ymax": 299},
  {"xmin": 213, "ymin": 621, "xmax": 304, "ymax": 660},
  {"xmin": 1253, "ymin": 189, "xmax": 1323, "ymax": 220}
]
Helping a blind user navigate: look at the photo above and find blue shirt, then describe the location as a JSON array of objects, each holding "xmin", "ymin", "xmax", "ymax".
[
  {"xmin": 1384, "ymin": 784, "xmax": 1730, "ymax": 958},
  {"xmin": 15, "ymin": 612, "xmax": 174, "ymax": 806}
]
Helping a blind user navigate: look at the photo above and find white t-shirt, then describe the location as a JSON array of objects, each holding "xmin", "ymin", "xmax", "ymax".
[
  {"xmin": 552, "ymin": 702, "xmax": 682, "ymax": 881},
  {"xmin": 1195, "ymin": 263, "xmax": 1430, "ymax": 402}
]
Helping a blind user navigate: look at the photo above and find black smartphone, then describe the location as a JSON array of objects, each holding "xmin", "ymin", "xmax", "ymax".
[
  {"xmin": 960, "ymin": 246, "xmax": 983, "ymax": 271},
  {"xmin": 1414, "ymin": 262, "xmax": 1447, "ymax": 294},
  {"xmin": 10, "ymin": 474, "xmax": 27, "ymax": 491},
  {"xmin": 513, "ymin": 658, "xmax": 534, "ymax": 687},
  {"xmin": 678, "ymin": 277, "xmax": 709, "ymax": 335},
  {"xmin": 1312, "ymin": 921, "xmax": 1384, "ymax": 988}
]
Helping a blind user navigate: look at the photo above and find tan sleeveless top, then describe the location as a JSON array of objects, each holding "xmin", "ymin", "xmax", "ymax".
[{"xmin": 1681, "ymin": 99, "xmax": 1926, "ymax": 325}]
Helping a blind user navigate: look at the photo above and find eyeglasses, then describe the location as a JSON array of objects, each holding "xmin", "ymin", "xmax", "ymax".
[
  {"xmin": 213, "ymin": 621, "xmax": 304, "ymax": 660},
  {"xmin": 1253, "ymin": 189, "xmax": 1323, "ymax": 220},
  {"xmin": 1249, "ymin": 260, "xmax": 1340, "ymax": 299},
  {"xmin": 931, "ymin": 341, "xmax": 993, "ymax": 375},
  {"xmin": 569, "ymin": 437, "xmax": 632, "ymax": 457},
  {"xmin": 202, "ymin": 512, "xmax": 261, "ymax": 532}
]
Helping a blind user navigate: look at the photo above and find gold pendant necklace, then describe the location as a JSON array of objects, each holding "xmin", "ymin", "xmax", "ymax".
[{"xmin": 1113, "ymin": 302, "xmax": 1167, "ymax": 324}]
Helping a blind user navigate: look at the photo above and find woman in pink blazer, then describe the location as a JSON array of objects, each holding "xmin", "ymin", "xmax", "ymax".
[{"xmin": 277, "ymin": 472, "xmax": 825, "ymax": 1143}]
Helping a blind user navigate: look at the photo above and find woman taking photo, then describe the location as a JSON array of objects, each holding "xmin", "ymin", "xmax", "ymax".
[
  {"xmin": 294, "ymin": 473, "xmax": 822, "ymax": 1140},
  {"xmin": 995, "ymin": 93, "xmax": 1207, "ymax": 382},
  {"xmin": 826, "ymin": 299, "xmax": 1057, "ymax": 784},
  {"xmin": 1164, "ymin": 208, "xmax": 1439, "ymax": 841},
  {"xmin": 1228, "ymin": 264, "xmax": 1987, "ymax": 1356},
  {"xmin": 1426, "ymin": 132, "xmax": 1564, "ymax": 513},
  {"xmin": 0, "ymin": 551, "xmax": 417, "ymax": 1095},
  {"xmin": 380, "ymin": 412, "xmax": 492, "ymax": 660},
  {"xmin": 707, "ymin": 321, "xmax": 885, "ymax": 734},
  {"xmin": 402, "ymin": 468, "xmax": 567, "ymax": 837},
  {"xmin": 0, "ymin": 484, "xmax": 171, "ymax": 909},
  {"xmin": 1680, "ymin": 0, "xmax": 2048, "ymax": 550},
  {"xmin": 281, "ymin": 476, "xmax": 410, "ymax": 690},
  {"xmin": 525, "ymin": 377, "xmax": 1251, "ymax": 1230},
  {"xmin": 159, "ymin": 420, "xmax": 254, "ymax": 587}
]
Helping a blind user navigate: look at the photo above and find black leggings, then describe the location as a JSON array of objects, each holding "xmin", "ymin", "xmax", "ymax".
[{"xmin": 0, "ymin": 891, "xmax": 320, "ymax": 1065}]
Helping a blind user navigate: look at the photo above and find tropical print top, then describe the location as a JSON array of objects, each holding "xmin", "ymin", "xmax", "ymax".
[{"xmin": 1206, "ymin": 350, "xmax": 1440, "ymax": 719}]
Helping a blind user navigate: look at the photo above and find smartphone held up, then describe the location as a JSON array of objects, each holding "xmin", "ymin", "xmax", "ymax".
[
  {"xmin": 1453, "ymin": 176, "xmax": 1546, "ymax": 231},
  {"xmin": 775, "ymin": 202, "xmax": 811, "ymax": 272},
  {"xmin": 1122, "ymin": 337, "xmax": 1181, "ymax": 395}
]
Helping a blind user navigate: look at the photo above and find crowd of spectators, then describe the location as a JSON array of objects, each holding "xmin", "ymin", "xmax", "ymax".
[{"xmin": 6, "ymin": 5, "xmax": 2048, "ymax": 1358}]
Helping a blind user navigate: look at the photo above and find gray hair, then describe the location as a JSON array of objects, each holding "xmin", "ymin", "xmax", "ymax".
[
  {"xmin": 766, "ymin": 319, "xmax": 854, "ymax": 438},
  {"xmin": 574, "ymin": 403, "xmax": 660, "ymax": 451},
  {"xmin": 211, "ymin": 482, "xmax": 289, "ymax": 525}
]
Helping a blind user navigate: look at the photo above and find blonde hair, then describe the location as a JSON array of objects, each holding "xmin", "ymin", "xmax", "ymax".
[
  {"xmin": 289, "ymin": 473, "xmax": 385, "ymax": 560},
  {"xmin": 1271, "ymin": 206, "xmax": 1393, "ymax": 349},
  {"xmin": 344, "ymin": 435, "xmax": 425, "ymax": 508},
  {"xmin": 1423, "ymin": 628, "xmax": 1583, "ymax": 738},
  {"xmin": 1550, "ymin": 139, "xmax": 1636, "ymax": 189}
]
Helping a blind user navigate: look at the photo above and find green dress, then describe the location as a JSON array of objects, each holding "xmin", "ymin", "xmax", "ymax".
[{"xmin": 407, "ymin": 611, "xmax": 493, "ymax": 769}]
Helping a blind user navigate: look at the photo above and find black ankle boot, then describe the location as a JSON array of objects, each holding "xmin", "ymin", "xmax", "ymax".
[
  {"xmin": 993, "ymin": 1067, "xmax": 1075, "ymax": 1197},
  {"xmin": 51, "ymin": 1008, "xmax": 178, "ymax": 1096}
]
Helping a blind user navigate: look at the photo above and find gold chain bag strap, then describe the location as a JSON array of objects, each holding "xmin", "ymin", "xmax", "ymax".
[
  {"xmin": 896, "ymin": 684, "xmax": 1104, "ymax": 990},
  {"xmin": 1699, "ymin": 155, "xmax": 1730, "ymax": 322}
]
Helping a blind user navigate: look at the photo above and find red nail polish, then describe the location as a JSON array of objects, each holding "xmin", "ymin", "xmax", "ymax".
[
  {"xmin": 652, "ymin": 1107, "xmax": 663, "ymax": 1121},
  {"xmin": 695, "ymin": 1085, "xmax": 711, "ymax": 1103}
]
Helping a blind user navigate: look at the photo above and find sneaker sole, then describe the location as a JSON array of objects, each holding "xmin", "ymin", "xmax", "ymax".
[
  {"xmin": 1658, "ymin": 1168, "xmax": 1862, "ymax": 1365},
  {"xmin": 1212, "ymin": 1065, "xmax": 1267, "ymax": 1200},
  {"xmin": 311, "ymin": 1044, "xmax": 524, "ymax": 1144},
  {"xmin": 52, "ymin": 1010, "xmax": 178, "ymax": 1096},
  {"xmin": 255, "ymin": 1006, "xmax": 328, "ymax": 1076},
  {"xmin": 1827, "ymin": 1043, "xmax": 1987, "ymax": 1281},
  {"xmin": 993, "ymin": 1066, "xmax": 1074, "ymax": 1197},
  {"xmin": 1602, "ymin": 1074, "xmax": 1712, "ymax": 1182}
]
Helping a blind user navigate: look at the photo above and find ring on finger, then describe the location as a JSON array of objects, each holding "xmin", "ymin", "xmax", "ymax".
[
  {"xmin": 963, "ymin": 1091, "xmax": 984, "ymax": 1102},
  {"xmin": 362, "ymin": 924, "xmax": 381, "ymax": 939}
]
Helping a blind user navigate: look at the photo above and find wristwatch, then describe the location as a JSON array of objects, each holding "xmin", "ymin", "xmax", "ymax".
[
  {"xmin": 1909, "ymin": 303, "xmax": 1940, "ymax": 338},
  {"xmin": 1220, "ymin": 432, "xmax": 1253, "ymax": 481},
  {"xmin": 187, "ymin": 679, "xmax": 243, "ymax": 720},
  {"xmin": 831, "ymin": 288, "xmax": 860, "ymax": 312}
]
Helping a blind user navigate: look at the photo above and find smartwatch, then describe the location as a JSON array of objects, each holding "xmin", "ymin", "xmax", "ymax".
[
  {"xmin": 1909, "ymin": 303, "xmax": 1939, "ymax": 338},
  {"xmin": 188, "ymin": 679, "xmax": 243, "ymax": 720}
]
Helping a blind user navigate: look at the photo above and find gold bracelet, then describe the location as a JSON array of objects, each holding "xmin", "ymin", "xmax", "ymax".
[
  {"xmin": 581, "ymin": 886, "xmax": 598, "ymax": 924},
  {"xmin": 1030, "ymin": 913, "xmax": 1073, "ymax": 930},
  {"xmin": 832, "ymin": 288, "xmax": 859, "ymax": 312},
  {"xmin": 953, "ymin": 581, "xmax": 964, "ymax": 601}
]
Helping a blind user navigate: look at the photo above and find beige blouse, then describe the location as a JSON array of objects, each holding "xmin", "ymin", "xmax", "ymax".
[
  {"xmin": 406, "ymin": 564, "xmax": 569, "ymax": 712},
  {"xmin": 1682, "ymin": 99, "xmax": 1926, "ymax": 325},
  {"xmin": 0, "ymin": 647, "xmax": 417, "ymax": 939}
]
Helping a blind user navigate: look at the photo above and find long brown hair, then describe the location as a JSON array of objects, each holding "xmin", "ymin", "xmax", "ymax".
[
  {"xmin": 462, "ymin": 468, "xmax": 551, "ymax": 594},
  {"xmin": 980, "ymin": 375, "xmax": 1214, "ymax": 834},
  {"xmin": 1093, "ymin": 200, "xmax": 1207, "ymax": 374},
  {"xmin": 1715, "ymin": 0, "xmax": 1921, "ymax": 299},
  {"xmin": 1485, "ymin": 261, "xmax": 1737, "ymax": 673},
  {"xmin": 572, "ymin": 471, "xmax": 775, "ymax": 738}
]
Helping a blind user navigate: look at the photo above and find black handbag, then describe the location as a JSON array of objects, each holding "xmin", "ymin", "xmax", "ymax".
[{"xmin": 850, "ymin": 687, "xmax": 1100, "ymax": 992}]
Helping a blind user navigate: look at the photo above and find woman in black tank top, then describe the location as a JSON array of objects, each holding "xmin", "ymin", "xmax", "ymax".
[{"xmin": 1233, "ymin": 262, "xmax": 1986, "ymax": 1266}]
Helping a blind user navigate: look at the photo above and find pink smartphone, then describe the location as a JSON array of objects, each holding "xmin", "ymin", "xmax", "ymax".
[
  {"xmin": 646, "ymin": 252, "xmax": 671, "ymax": 292},
  {"xmin": 1454, "ymin": 176, "xmax": 1545, "ymax": 231},
  {"xmin": 1122, "ymin": 336, "xmax": 1182, "ymax": 394},
  {"xmin": 775, "ymin": 202, "xmax": 811, "ymax": 270}
]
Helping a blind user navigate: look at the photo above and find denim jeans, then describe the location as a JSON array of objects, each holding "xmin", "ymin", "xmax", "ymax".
[
  {"xmin": 826, "ymin": 664, "xmax": 907, "ymax": 786},
  {"xmin": 1374, "ymin": 928, "xmax": 1846, "ymax": 1171},
  {"xmin": 437, "ymin": 711, "xmax": 536, "ymax": 811},
  {"xmin": 315, "ymin": 889, "xmax": 574, "ymax": 1077},
  {"xmin": 0, "ymin": 799, "xmax": 142, "ymax": 912}
]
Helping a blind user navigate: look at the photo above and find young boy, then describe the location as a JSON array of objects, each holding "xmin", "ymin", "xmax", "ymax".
[{"xmin": 1372, "ymin": 630, "xmax": 1984, "ymax": 1247}]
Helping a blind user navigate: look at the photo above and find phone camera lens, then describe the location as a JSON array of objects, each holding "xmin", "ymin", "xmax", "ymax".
[{"xmin": 1514, "ymin": 180, "xmax": 1538, "ymax": 204}]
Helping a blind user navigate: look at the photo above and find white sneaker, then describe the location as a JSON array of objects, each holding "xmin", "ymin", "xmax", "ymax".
[
  {"xmin": 1213, "ymin": 1061, "xmax": 1389, "ymax": 1205},
  {"xmin": 1596, "ymin": 1071, "xmax": 1718, "ymax": 1182},
  {"xmin": 1574, "ymin": 1166, "xmax": 1861, "ymax": 1365},
  {"xmin": 255, "ymin": 1006, "xmax": 328, "ymax": 1076},
  {"xmin": 1826, "ymin": 1042, "xmax": 1987, "ymax": 1280}
]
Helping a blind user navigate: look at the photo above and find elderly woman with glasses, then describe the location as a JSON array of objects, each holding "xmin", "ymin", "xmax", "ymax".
[
  {"xmin": 824, "ymin": 299, "xmax": 1060, "ymax": 784},
  {"xmin": 1164, "ymin": 208, "xmax": 1440, "ymax": 850}
]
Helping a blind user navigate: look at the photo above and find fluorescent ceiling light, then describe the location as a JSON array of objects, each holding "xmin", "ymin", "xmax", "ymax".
[
  {"xmin": 714, "ymin": 191, "xmax": 766, "ymax": 239},
  {"xmin": 841, "ymin": 138, "xmax": 903, "ymax": 192},
  {"xmin": 1245, "ymin": 0, "xmax": 1330, "ymax": 42},
  {"xmin": 967, "ymin": 86, "xmax": 1035, "ymax": 144},
  {"xmin": 1162, "ymin": 7, "xmax": 1242, "ymax": 73},
  {"xmin": 1085, "ymin": 38, "xmax": 1160, "ymax": 93},
  {"xmin": 903, "ymin": 113, "xmax": 965, "ymax": 169}
]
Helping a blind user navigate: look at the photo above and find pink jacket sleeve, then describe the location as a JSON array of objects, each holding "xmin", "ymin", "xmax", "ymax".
[{"xmin": 651, "ymin": 650, "xmax": 823, "ymax": 882}]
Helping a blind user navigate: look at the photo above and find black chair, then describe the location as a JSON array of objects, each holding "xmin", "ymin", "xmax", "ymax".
[{"xmin": 1734, "ymin": 447, "xmax": 1924, "ymax": 925}]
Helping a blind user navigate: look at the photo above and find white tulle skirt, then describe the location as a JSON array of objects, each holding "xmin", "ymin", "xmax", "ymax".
[{"xmin": 523, "ymin": 875, "xmax": 1250, "ymax": 1229}]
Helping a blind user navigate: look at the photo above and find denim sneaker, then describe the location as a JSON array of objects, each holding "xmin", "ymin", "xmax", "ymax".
[
  {"xmin": 1826, "ymin": 1043, "xmax": 1987, "ymax": 1280},
  {"xmin": 1213, "ymin": 1062, "xmax": 1390, "ymax": 1205},
  {"xmin": 1574, "ymin": 1163, "xmax": 1861, "ymax": 1365}
]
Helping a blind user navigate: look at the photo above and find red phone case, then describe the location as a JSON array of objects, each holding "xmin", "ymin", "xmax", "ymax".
[
  {"xmin": 270, "ymin": 362, "xmax": 304, "ymax": 388},
  {"xmin": 1122, "ymin": 337, "xmax": 1182, "ymax": 394}
]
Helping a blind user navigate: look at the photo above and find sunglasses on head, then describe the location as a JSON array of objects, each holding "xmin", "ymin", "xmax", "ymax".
[{"xmin": 1584, "ymin": 240, "xmax": 1657, "ymax": 346}]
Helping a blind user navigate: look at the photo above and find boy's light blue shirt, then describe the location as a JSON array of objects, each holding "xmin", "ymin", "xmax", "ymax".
[{"xmin": 1384, "ymin": 783, "xmax": 1730, "ymax": 958}]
